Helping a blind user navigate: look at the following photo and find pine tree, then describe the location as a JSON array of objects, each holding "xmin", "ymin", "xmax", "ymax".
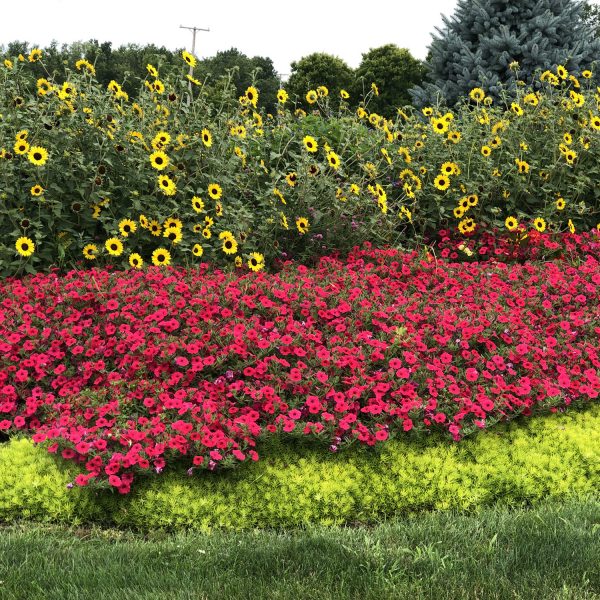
[{"xmin": 410, "ymin": 0, "xmax": 600, "ymax": 107}]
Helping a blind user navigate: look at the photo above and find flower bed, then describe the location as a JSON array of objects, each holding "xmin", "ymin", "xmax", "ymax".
[{"xmin": 1, "ymin": 240, "xmax": 599, "ymax": 493}]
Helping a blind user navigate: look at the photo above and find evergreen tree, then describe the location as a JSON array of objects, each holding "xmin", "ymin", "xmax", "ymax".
[{"xmin": 411, "ymin": 0, "xmax": 600, "ymax": 107}]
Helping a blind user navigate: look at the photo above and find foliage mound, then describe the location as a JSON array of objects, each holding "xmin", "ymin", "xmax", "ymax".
[{"xmin": 0, "ymin": 405, "xmax": 598, "ymax": 529}]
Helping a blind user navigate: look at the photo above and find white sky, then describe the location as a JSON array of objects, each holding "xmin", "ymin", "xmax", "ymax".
[{"xmin": 0, "ymin": 0, "xmax": 463, "ymax": 75}]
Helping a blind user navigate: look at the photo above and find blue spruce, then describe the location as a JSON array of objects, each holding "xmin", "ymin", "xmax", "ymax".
[{"xmin": 410, "ymin": 0, "xmax": 600, "ymax": 107}]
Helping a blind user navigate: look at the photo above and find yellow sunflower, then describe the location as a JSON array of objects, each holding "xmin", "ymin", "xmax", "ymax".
[
  {"xmin": 191, "ymin": 196, "xmax": 205, "ymax": 213},
  {"xmin": 15, "ymin": 237, "xmax": 35, "ymax": 257},
  {"xmin": 469, "ymin": 87, "xmax": 485, "ymax": 102},
  {"xmin": 327, "ymin": 151, "xmax": 341, "ymax": 170},
  {"xmin": 30, "ymin": 184, "xmax": 44, "ymax": 197},
  {"xmin": 149, "ymin": 150, "xmax": 169, "ymax": 171},
  {"xmin": 28, "ymin": 146, "xmax": 49, "ymax": 166},
  {"xmin": 248, "ymin": 252, "xmax": 265, "ymax": 272},
  {"xmin": 296, "ymin": 217, "xmax": 309, "ymax": 235},
  {"xmin": 158, "ymin": 175, "xmax": 177, "ymax": 196},
  {"xmin": 221, "ymin": 236, "xmax": 238, "ymax": 255},
  {"xmin": 119, "ymin": 219, "xmax": 137, "ymax": 237},
  {"xmin": 105, "ymin": 238, "xmax": 124, "ymax": 256},
  {"xmin": 505, "ymin": 216, "xmax": 519, "ymax": 231},
  {"xmin": 201, "ymin": 128, "xmax": 212, "ymax": 148},
  {"xmin": 277, "ymin": 89, "xmax": 289, "ymax": 104},
  {"xmin": 285, "ymin": 172, "xmax": 298, "ymax": 187},
  {"xmin": 82, "ymin": 244, "xmax": 98, "ymax": 260},
  {"xmin": 129, "ymin": 253, "xmax": 144, "ymax": 269},
  {"xmin": 149, "ymin": 220, "xmax": 162, "ymax": 236},
  {"xmin": 433, "ymin": 175, "xmax": 451, "ymax": 191},
  {"xmin": 182, "ymin": 50, "xmax": 197, "ymax": 68},
  {"xmin": 151, "ymin": 248, "xmax": 171, "ymax": 266},
  {"xmin": 164, "ymin": 228, "xmax": 183, "ymax": 244},
  {"xmin": 208, "ymin": 183, "xmax": 222, "ymax": 200},
  {"xmin": 14, "ymin": 140, "xmax": 29, "ymax": 155},
  {"xmin": 303, "ymin": 135, "xmax": 318, "ymax": 153},
  {"xmin": 533, "ymin": 217, "xmax": 547, "ymax": 233},
  {"xmin": 192, "ymin": 243, "xmax": 203, "ymax": 257},
  {"xmin": 28, "ymin": 48, "xmax": 42, "ymax": 62},
  {"xmin": 245, "ymin": 86, "xmax": 259, "ymax": 107},
  {"xmin": 306, "ymin": 90, "xmax": 318, "ymax": 104}
]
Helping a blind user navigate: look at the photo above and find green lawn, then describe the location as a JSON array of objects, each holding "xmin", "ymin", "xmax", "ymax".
[{"xmin": 1, "ymin": 497, "xmax": 599, "ymax": 600}]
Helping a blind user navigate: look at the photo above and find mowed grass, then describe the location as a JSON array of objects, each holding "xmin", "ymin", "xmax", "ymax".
[{"xmin": 1, "ymin": 496, "xmax": 599, "ymax": 600}]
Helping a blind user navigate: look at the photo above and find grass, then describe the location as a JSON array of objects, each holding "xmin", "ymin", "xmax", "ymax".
[{"xmin": 1, "ymin": 497, "xmax": 599, "ymax": 600}]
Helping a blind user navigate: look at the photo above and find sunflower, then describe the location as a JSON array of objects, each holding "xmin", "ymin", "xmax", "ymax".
[
  {"xmin": 208, "ymin": 183, "xmax": 222, "ymax": 200},
  {"xmin": 515, "ymin": 159, "xmax": 530, "ymax": 174},
  {"xmin": 431, "ymin": 117, "xmax": 449, "ymax": 134},
  {"xmin": 453, "ymin": 206, "xmax": 465, "ymax": 219},
  {"xmin": 221, "ymin": 236, "xmax": 238, "ymax": 255},
  {"xmin": 204, "ymin": 215, "xmax": 214, "ymax": 228},
  {"xmin": 447, "ymin": 131, "xmax": 461, "ymax": 144},
  {"xmin": 248, "ymin": 252, "xmax": 265, "ymax": 272},
  {"xmin": 15, "ymin": 129, "xmax": 28, "ymax": 141},
  {"xmin": 164, "ymin": 228, "xmax": 183, "ymax": 244},
  {"xmin": 192, "ymin": 243, "xmax": 203, "ymax": 257},
  {"xmin": 371, "ymin": 82, "xmax": 379, "ymax": 96},
  {"xmin": 182, "ymin": 50, "xmax": 197, "ymax": 68},
  {"xmin": 556, "ymin": 65, "xmax": 568, "ymax": 80},
  {"xmin": 139, "ymin": 214, "xmax": 149, "ymax": 229},
  {"xmin": 149, "ymin": 150, "xmax": 169, "ymax": 171},
  {"xmin": 147, "ymin": 63, "xmax": 158, "ymax": 78},
  {"xmin": 568, "ymin": 219, "xmax": 575, "ymax": 233},
  {"xmin": 277, "ymin": 89, "xmax": 289, "ymax": 104},
  {"xmin": 105, "ymin": 237, "xmax": 124, "ymax": 256},
  {"xmin": 151, "ymin": 248, "xmax": 171, "ymax": 266},
  {"xmin": 556, "ymin": 197, "xmax": 566, "ymax": 211},
  {"xmin": 202, "ymin": 228, "xmax": 212, "ymax": 239},
  {"xmin": 191, "ymin": 196, "xmax": 205, "ymax": 213},
  {"xmin": 511, "ymin": 103, "xmax": 524, "ymax": 116},
  {"xmin": 146, "ymin": 220, "xmax": 161, "ymax": 236},
  {"xmin": 36, "ymin": 78, "xmax": 52, "ymax": 95},
  {"xmin": 129, "ymin": 253, "xmax": 144, "ymax": 269},
  {"xmin": 151, "ymin": 131, "xmax": 171, "ymax": 150},
  {"xmin": 458, "ymin": 218, "xmax": 476, "ymax": 234},
  {"xmin": 30, "ymin": 184, "xmax": 44, "ymax": 197},
  {"xmin": 201, "ymin": 128, "xmax": 212, "ymax": 148},
  {"xmin": 533, "ymin": 217, "xmax": 547, "ymax": 233},
  {"xmin": 119, "ymin": 219, "xmax": 137, "ymax": 237},
  {"xmin": 285, "ymin": 172, "xmax": 298, "ymax": 187},
  {"xmin": 441, "ymin": 162, "xmax": 460, "ymax": 176},
  {"xmin": 14, "ymin": 140, "xmax": 29, "ymax": 155},
  {"xmin": 433, "ymin": 175, "xmax": 450, "ymax": 191},
  {"xmin": 303, "ymin": 135, "xmax": 318, "ymax": 153},
  {"xmin": 327, "ymin": 150, "xmax": 341, "ymax": 170},
  {"xmin": 28, "ymin": 48, "xmax": 42, "ymax": 62},
  {"xmin": 340, "ymin": 89, "xmax": 350, "ymax": 99},
  {"xmin": 590, "ymin": 116, "xmax": 600, "ymax": 131},
  {"xmin": 469, "ymin": 87, "xmax": 485, "ymax": 102},
  {"xmin": 296, "ymin": 217, "xmax": 309, "ymax": 235},
  {"xmin": 505, "ymin": 216, "xmax": 519, "ymax": 231},
  {"xmin": 158, "ymin": 175, "xmax": 177, "ymax": 196},
  {"xmin": 152, "ymin": 80, "xmax": 165, "ymax": 94},
  {"xmin": 306, "ymin": 90, "xmax": 318, "ymax": 104},
  {"xmin": 75, "ymin": 59, "xmax": 95, "ymax": 75},
  {"xmin": 479, "ymin": 145, "xmax": 492, "ymax": 157},
  {"xmin": 27, "ymin": 146, "xmax": 49, "ymax": 167},
  {"xmin": 162, "ymin": 217, "xmax": 181, "ymax": 231},
  {"xmin": 467, "ymin": 194, "xmax": 479, "ymax": 207},
  {"xmin": 564, "ymin": 149, "xmax": 577, "ymax": 165},
  {"xmin": 82, "ymin": 244, "xmax": 98, "ymax": 260},
  {"xmin": 15, "ymin": 237, "xmax": 35, "ymax": 257},
  {"xmin": 215, "ymin": 202, "xmax": 223, "ymax": 217}
]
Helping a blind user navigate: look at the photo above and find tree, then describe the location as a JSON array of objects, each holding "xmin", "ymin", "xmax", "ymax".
[
  {"xmin": 199, "ymin": 48, "xmax": 280, "ymax": 112},
  {"xmin": 286, "ymin": 52, "xmax": 354, "ymax": 108},
  {"xmin": 410, "ymin": 0, "xmax": 600, "ymax": 107},
  {"xmin": 353, "ymin": 44, "xmax": 426, "ymax": 117},
  {"xmin": 582, "ymin": 1, "xmax": 600, "ymax": 38}
]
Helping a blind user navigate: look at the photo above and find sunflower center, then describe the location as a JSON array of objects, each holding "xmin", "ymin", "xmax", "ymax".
[
  {"xmin": 34, "ymin": 153, "xmax": 42, "ymax": 160},
  {"xmin": 158, "ymin": 255, "xmax": 165, "ymax": 262},
  {"xmin": 22, "ymin": 243, "xmax": 29, "ymax": 251}
]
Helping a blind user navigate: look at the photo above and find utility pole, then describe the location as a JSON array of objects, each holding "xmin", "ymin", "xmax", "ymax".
[{"xmin": 180, "ymin": 25, "xmax": 210, "ymax": 101}]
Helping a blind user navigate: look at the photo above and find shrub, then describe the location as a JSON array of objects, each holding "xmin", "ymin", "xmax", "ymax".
[{"xmin": 0, "ymin": 406, "xmax": 598, "ymax": 529}]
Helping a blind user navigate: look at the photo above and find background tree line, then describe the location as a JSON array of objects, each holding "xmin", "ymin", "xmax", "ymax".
[{"xmin": 2, "ymin": 1, "xmax": 599, "ymax": 115}]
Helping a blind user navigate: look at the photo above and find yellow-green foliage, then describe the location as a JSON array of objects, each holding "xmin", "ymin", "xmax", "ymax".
[
  {"xmin": 0, "ymin": 407, "xmax": 598, "ymax": 530},
  {"xmin": 0, "ymin": 438, "xmax": 104, "ymax": 523}
]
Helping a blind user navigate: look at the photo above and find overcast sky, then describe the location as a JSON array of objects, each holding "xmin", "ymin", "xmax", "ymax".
[{"xmin": 0, "ymin": 0, "xmax": 465, "ymax": 74}]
